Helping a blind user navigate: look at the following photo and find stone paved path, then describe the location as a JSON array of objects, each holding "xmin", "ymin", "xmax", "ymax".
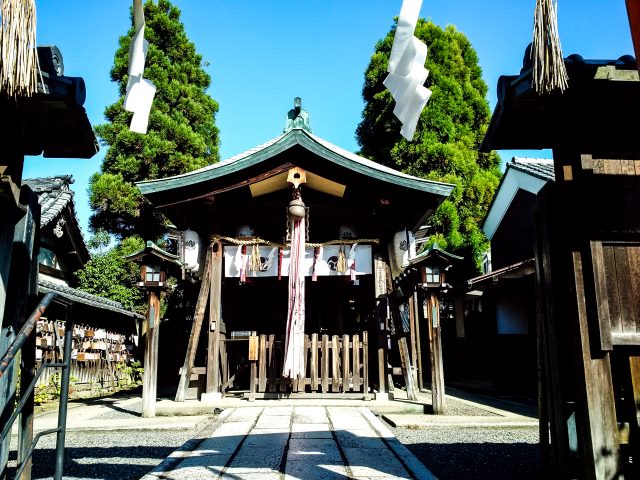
[{"xmin": 142, "ymin": 406, "xmax": 436, "ymax": 480}]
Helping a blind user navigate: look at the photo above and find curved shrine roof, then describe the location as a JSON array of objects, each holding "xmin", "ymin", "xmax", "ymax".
[{"xmin": 137, "ymin": 128, "xmax": 454, "ymax": 199}]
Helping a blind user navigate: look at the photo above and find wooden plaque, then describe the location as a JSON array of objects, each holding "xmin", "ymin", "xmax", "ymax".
[{"xmin": 248, "ymin": 335, "xmax": 259, "ymax": 361}]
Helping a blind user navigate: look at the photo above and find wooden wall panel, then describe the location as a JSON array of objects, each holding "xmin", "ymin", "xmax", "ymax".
[
  {"xmin": 603, "ymin": 245, "xmax": 622, "ymax": 333},
  {"xmin": 628, "ymin": 246, "xmax": 640, "ymax": 333}
]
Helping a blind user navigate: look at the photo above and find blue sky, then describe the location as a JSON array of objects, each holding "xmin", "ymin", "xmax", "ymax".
[{"xmin": 23, "ymin": 0, "xmax": 634, "ymax": 235}]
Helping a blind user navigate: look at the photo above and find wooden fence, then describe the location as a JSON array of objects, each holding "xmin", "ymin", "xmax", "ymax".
[{"xmin": 218, "ymin": 332, "xmax": 369, "ymax": 399}]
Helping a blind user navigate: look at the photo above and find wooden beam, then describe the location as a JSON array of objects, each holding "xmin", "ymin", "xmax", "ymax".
[
  {"xmin": 175, "ymin": 246, "xmax": 212, "ymax": 402},
  {"xmin": 206, "ymin": 242, "xmax": 223, "ymax": 394},
  {"xmin": 156, "ymin": 163, "xmax": 295, "ymax": 208}
]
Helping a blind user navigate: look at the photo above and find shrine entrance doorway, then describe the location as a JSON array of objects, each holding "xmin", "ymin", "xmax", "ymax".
[{"xmin": 218, "ymin": 274, "xmax": 372, "ymax": 399}]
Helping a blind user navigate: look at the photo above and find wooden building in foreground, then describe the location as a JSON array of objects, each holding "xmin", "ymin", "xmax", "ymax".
[
  {"xmin": 482, "ymin": 53, "xmax": 640, "ymax": 479},
  {"xmin": 136, "ymin": 100, "xmax": 453, "ymax": 400}
]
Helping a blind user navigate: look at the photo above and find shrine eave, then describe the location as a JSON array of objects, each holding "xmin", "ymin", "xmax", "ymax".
[
  {"xmin": 481, "ymin": 54, "xmax": 640, "ymax": 153},
  {"xmin": 136, "ymin": 128, "xmax": 454, "ymax": 202}
]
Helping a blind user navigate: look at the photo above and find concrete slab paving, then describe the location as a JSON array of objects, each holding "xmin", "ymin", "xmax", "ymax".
[
  {"xmin": 284, "ymin": 461, "xmax": 350, "ymax": 479},
  {"xmin": 225, "ymin": 407, "xmax": 264, "ymax": 422},
  {"xmin": 143, "ymin": 405, "xmax": 437, "ymax": 480},
  {"xmin": 287, "ymin": 438, "xmax": 343, "ymax": 463},
  {"xmin": 291, "ymin": 421, "xmax": 330, "ymax": 432},
  {"xmin": 196, "ymin": 435, "xmax": 244, "ymax": 454},
  {"xmin": 343, "ymin": 447, "xmax": 409, "ymax": 477},
  {"xmin": 255, "ymin": 414, "xmax": 291, "ymax": 429},
  {"xmin": 292, "ymin": 406, "xmax": 329, "ymax": 424}
]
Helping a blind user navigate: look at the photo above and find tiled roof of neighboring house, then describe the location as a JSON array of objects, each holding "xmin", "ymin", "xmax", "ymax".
[
  {"xmin": 509, "ymin": 157, "xmax": 555, "ymax": 182},
  {"xmin": 38, "ymin": 278, "xmax": 143, "ymax": 319},
  {"xmin": 24, "ymin": 175, "xmax": 76, "ymax": 227},
  {"xmin": 462, "ymin": 258, "xmax": 536, "ymax": 289},
  {"xmin": 482, "ymin": 157, "xmax": 555, "ymax": 240}
]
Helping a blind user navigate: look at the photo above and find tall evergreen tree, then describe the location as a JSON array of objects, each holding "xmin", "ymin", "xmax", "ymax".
[
  {"xmin": 90, "ymin": 0, "xmax": 220, "ymax": 239},
  {"xmin": 357, "ymin": 20, "xmax": 501, "ymax": 274}
]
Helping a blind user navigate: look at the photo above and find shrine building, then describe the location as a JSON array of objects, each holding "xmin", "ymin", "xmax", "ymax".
[{"xmin": 136, "ymin": 99, "xmax": 453, "ymax": 400}]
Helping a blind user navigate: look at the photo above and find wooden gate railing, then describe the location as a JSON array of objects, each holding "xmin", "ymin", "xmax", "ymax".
[{"xmin": 218, "ymin": 332, "xmax": 369, "ymax": 399}]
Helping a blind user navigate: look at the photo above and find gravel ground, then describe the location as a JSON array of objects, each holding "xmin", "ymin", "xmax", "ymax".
[
  {"xmin": 392, "ymin": 424, "xmax": 541, "ymax": 480},
  {"xmin": 436, "ymin": 397, "xmax": 498, "ymax": 416},
  {"xmin": 8, "ymin": 399, "xmax": 205, "ymax": 480}
]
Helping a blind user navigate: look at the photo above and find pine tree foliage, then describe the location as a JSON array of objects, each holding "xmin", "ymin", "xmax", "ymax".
[
  {"xmin": 90, "ymin": 0, "xmax": 220, "ymax": 239},
  {"xmin": 356, "ymin": 20, "xmax": 501, "ymax": 273}
]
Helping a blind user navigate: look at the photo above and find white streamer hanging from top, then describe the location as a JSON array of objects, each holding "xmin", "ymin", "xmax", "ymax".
[
  {"xmin": 383, "ymin": 0, "xmax": 431, "ymax": 141},
  {"xmin": 124, "ymin": 0, "xmax": 156, "ymax": 134}
]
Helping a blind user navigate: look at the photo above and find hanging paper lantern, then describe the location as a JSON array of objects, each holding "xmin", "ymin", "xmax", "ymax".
[
  {"xmin": 183, "ymin": 229, "xmax": 201, "ymax": 272},
  {"xmin": 388, "ymin": 230, "xmax": 416, "ymax": 278}
]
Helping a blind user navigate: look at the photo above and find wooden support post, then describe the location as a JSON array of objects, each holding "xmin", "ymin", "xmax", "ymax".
[
  {"xmin": 268, "ymin": 335, "xmax": 276, "ymax": 393},
  {"xmin": 631, "ymin": 357, "xmax": 640, "ymax": 430},
  {"xmin": 1, "ymin": 186, "xmax": 39, "ymax": 479},
  {"xmin": 572, "ymin": 251, "xmax": 620, "ymax": 478},
  {"xmin": 353, "ymin": 334, "xmax": 361, "ymax": 391},
  {"xmin": 175, "ymin": 247, "xmax": 212, "ymax": 402},
  {"xmin": 206, "ymin": 242, "xmax": 223, "ymax": 396},
  {"xmin": 142, "ymin": 290, "xmax": 161, "ymax": 417},
  {"xmin": 259, "ymin": 335, "xmax": 267, "ymax": 392},
  {"xmin": 426, "ymin": 292, "xmax": 445, "ymax": 413},
  {"xmin": 413, "ymin": 291, "xmax": 424, "ymax": 391},
  {"xmin": 311, "ymin": 333, "xmax": 318, "ymax": 392},
  {"xmin": 321, "ymin": 335, "xmax": 329, "ymax": 393},
  {"xmin": 373, "ymin": 254, "xmax": 389, "ymax": 395},
  {"xmin": 249, "ymin": 331, "xmax": 257, "ymax": 402},
  {"xmin": 535, "ymin": 164, "xmax": 622, "ymax": 478},
  {"xmin": 534, "ymin": 190, "xmax": 570, "ymax": 474},
  {"xmin": 342, "ymin": 334, "xmax": 350, "ymax": 392},
  {"xmin": 363, "ymin": 331, "xmax": 369, "ymax": 397},
  {"xmin": 331, "ymin": 335, "xmax": 340, "ymax": 392},
  {"xmin": 408, "ymin": 293, "xmax": 419, "ymax": 389}
]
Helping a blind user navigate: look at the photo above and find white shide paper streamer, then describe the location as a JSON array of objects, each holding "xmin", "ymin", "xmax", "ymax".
[
  {"xmin": 124, "ymin": 0, "xmax": 156, "ymax": 134},
  {"xmin": 383, "ymin": 0, "xmax": 431, "ymax": 140}
]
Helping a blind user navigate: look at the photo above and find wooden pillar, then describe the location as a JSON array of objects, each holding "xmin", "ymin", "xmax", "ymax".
[
  {"xmin": 0, "ymin": 151, "xmax": 24, "ymax": 335},
  {"xmin": 426, "ymin": 292, "xmax": 445, "ymax": 414},
  {"xmin": 373, "ymin": 254, "xmax": 389, "ymax": 395},
  {"xmin": 534, "ymin": 189, "xmax": 570, "ymax": 475},
  {"xmin": 572, "ymin": 251, "xmax": 620, "ymax": 479},
  {"xmin": 408, "ymin": 291, "xmax": 420, "ymax": 389},
  {"xmin": 413, "ymin": 291, "xmax": 424, "ymax": 391},
  {"xmin": 206, "ymin": 241, "xmax": 223, "ymax": 395},
  {"xmin": 536, "ymin": 152, "xmax": 623, "ymax": 478},
  {"xmin": 11, "ymin": 188, "xmax": 39, "ymax": 480},
  {"xmin": 142, "ymin": 290, "xmax": 160, "ymax": 418}
]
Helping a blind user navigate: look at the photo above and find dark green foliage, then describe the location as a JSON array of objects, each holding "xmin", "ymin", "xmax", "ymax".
[
  {"xmin": 357, "ymin": 20, "xmax": 501, "ymax": 273},
  {"xmin": 90, "ymin": 0, "xmax": 220, "ymax": 239},
  {"xmin": 76, "ymin": 235, "xmax": 145, "ymax": 311}
]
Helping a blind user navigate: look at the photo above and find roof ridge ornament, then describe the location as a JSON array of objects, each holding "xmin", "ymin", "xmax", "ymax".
[{"xmin": 283, "ymin": 97, "xmax": 312, "ymax": 133}]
